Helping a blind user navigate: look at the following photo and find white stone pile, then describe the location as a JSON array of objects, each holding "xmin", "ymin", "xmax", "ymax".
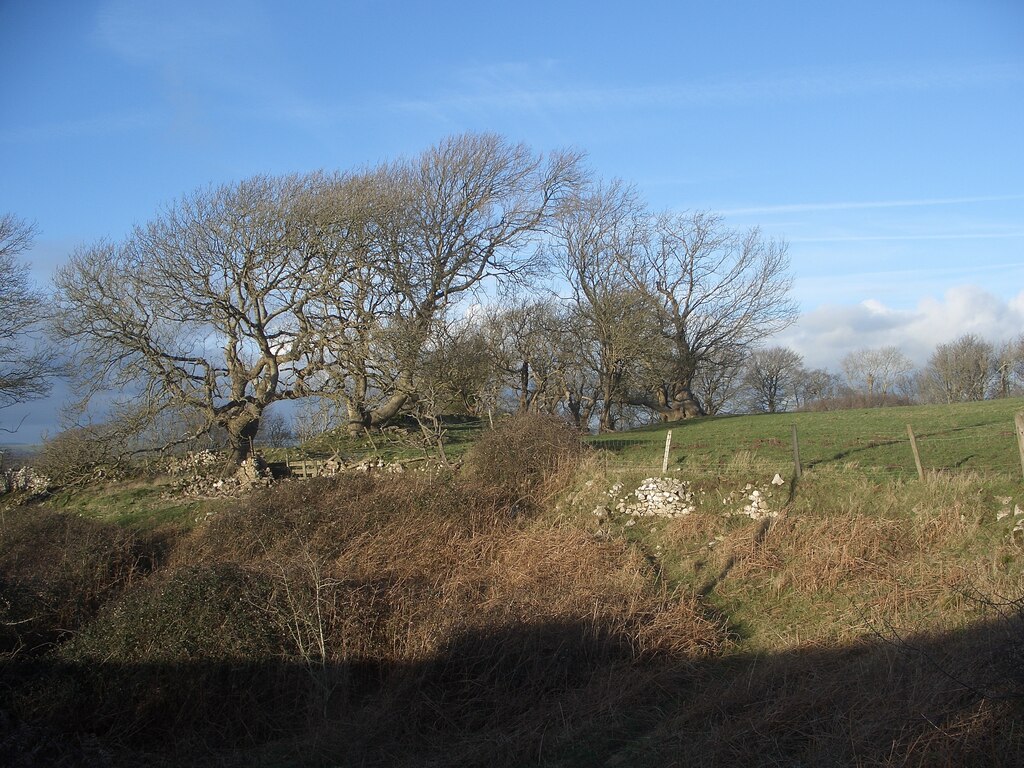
[
  {"xmin": 0, "ymin": 466, "xmax": 51, "ymax": 496},
  {"xmin": 721, "ymin": 474, "xmax": 785, "ymax": 521},
  {"xmin": 165, "ymin": 449, "xmax": 222, "ymax": 476},
  {"xmin": 168, "ymin": 452, "xmax": 273, "ymax": 498},
  {"xmin": 594, "ymin": 473, "xmax": 787, "ymax": 525},
  {"xmin": 615, "ymin": 477, "xmax": 697, "ymax": 518},
  {"xmin": 996, "ymin": 497, "xmax": 1024, "ymax": 539}
]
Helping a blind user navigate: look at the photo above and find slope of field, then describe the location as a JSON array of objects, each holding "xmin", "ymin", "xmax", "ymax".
[
  {"xmin": 590, "ymin": 397, "xmax": 1024, "ymax": 482},
  {"xmin": 1, "ymin": 409, "xmax": 1022, "ymax": 766}
]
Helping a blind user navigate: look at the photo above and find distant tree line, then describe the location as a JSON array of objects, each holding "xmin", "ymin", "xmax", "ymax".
[
  {"xmin": 733, "ymin": 335, "xmax": 1024, "ymax": 415},
  {"xmin": 5, "ymin": 134, "xmax": 1022, "ymax": 464}
]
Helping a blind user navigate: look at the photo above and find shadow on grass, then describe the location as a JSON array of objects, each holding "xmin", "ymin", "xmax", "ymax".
[{"xmin": 2, "ymin": 611, "xmax": 1021, "ymax": 767}]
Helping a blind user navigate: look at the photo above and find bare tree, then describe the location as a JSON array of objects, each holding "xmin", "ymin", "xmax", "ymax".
[
  {"xmin": 258, "ymin": 409, "xmax": 295, "ymax": 448},
  {"xmin": 992, "ymin": 335, "xmax": 1024, "ymax": 399},
  {"xmin": 53, "ymin": 173, "xmax": 357, "ymax": 463},
  {"xmin": 919, "ymin": 334, "xmax": 995, "ymax": 403},
  {"xmin": 623, "ymin": 210, "xmax": 797, "ymax": 420},
  {"xmin": 742, "ymin": 346, "xmax": 804, "ymax": 413},
  {"xmin": 692, "ymin": 350, "xmax": 746, "ymax": 415},
  {"xmin": 421, "ymin": 314, "xmax": 498, "ymax": 418},
  {"xmin": 53, "ymin": 136, "xmax": 584, "ymax": 457},
  {"xmin": 840, "ymin": 346, "xmax": 916, "ymax": 404},
  {"xmin": 0, "ymin": 214, "xmax": 59, "ymax": 422},
  {"xmin": 554, "ymin": 180, "xmax": 660, "ymax": 431},
  {"xmin": 326, "ymin": 133, "xmax": 585, "ymax": 433},
  {"xmin": 479, "ymin": 297, "xmax": 571, "ymax": 416},
  {"xmin": 793, "ymin": 367, "xmax": 842, "ymax": 410},
  {"xmin": 551, "ymin": 307, "xmax": 602, "ymax": 430},
  {"xmin": 292, "ymin": 397, "xmax": 347, "ymax": 445}
]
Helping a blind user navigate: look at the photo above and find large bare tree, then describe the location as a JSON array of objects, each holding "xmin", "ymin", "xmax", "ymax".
[
  {"xmin": 554, "ymin": 180, "xmax": 660, "ymax": 431},
  {"xmin": 327, "ymin": 133, "xmax": 584, "ymax": 433},
  {"xmin": 623, "ymin": 210, "xmax": 797, "ymax": 420},
  {"xmin": 53, "ymin": 173, "xmax": 361, "ymax": 462},
  {"xmin": 0, "ymin": 214, "xmax": 58, "ymax": 421},
  {"xmin": 54, "ymin": 135, "xmax": 585, "ymax": 458}
]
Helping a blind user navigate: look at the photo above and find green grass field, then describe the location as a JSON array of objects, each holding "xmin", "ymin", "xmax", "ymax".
[{"xmin": 589, "ymin": 397, "xmax": 1024, "ymax": 481}]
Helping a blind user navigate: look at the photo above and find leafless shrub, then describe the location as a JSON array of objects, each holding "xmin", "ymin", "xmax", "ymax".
[
  {"xmin": 34, "ymin": 424, "xmax": 132, "ymax": 487},
  {"xmin": 461, "ymin": 412, "xmax": 584, "ymax": 507}
]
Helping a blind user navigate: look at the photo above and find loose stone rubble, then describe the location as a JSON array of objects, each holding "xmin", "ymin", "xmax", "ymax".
[
  {"xmin": 168, "ymin": 453, "xmax": 275, "ymax": 498},
  {"xmin": 720, "ymin": 480, "xmax": 781, "ymax": 520},
  {"xmin": 0, "ymin": 466, "xmax": 51, "ymax": 496},
  {"xmin": 166, "ymin": 449, "xmax": 438, "ymax": 499},
  {"xmin": 614, "ymin": 477, "xmax": 697, "ymax": 518},
  {"xmin": 594, "ymin": 473, "xmax": 786, "ymax": 523},
  {"xmin": 996, "ymin": 496, "xmax": 1024, "ymax": 539},
  {"xmin": 165, "ymin": 449, "xmax": 221, "ymax": 475}
]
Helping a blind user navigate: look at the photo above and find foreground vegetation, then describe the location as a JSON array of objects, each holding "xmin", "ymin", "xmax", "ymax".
[{"xmin": 2, "ymin": 411, "xmax": 1023, "ymax": 766}]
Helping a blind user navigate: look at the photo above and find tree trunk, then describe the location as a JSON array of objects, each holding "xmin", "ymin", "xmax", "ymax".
[
  {"xmin": 666, "ymin": 388, "xmax": 705, "ymax": 419},
  {"xmin": 625, "ymin": 384, "xmax": 705, "ymax": 422},
  {"xmin": 518, "ymin": 361, "xmax": 530, "ymax": 413},
  {"xmin": 345, "ymin": 372, "xmax": 414, "ymax": 435},
  {"xmin": 227, "ymin": 415, "xmax": 261, "ymax": 464}
]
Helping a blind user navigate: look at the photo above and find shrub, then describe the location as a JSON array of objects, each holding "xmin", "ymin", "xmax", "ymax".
[
  {"xmin": 34, "ymin": 425, "xmax": 132, "ymax": 488},
  {"xmin": 461, "ymin": 413, "xmax": 584, "ymax": 506},
  {"xmin": 0, "ymin": 508, "xmax": 155, "ymax": 654}
]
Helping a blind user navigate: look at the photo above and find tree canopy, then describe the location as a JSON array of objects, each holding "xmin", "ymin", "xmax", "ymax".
[{"xmin": 1, "ymin": 214, "xmax": 58, "ymax": 423}]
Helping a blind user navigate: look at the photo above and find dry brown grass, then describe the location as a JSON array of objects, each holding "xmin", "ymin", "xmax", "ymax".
[
  {"xmin": 0, "ymin": 507, "xmax": 160, "ymax": 655},
  {"xmin": 661, "ymin": 470, "xmax": 1023, "ymax": 649},
  {"xmin": 3, "ymin": 446, "xmax": 1022, "ymax": 766},
  {"xmin": 13, "ymin": 469, "xmax": 724, "ymax": 764},
  {"xmin": 609, "ymin": 618, "xmax": 1024, "ymax": 768}
]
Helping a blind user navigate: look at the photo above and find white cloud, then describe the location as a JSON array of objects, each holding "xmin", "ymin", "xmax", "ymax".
[{"xmin": 774, "ymin": 285, "xmax": 1024, "ymax": 370}]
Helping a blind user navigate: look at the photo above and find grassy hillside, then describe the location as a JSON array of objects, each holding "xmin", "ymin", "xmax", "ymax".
[
  {"xmin": 1, "ymin": 409, "xmax": 1023, "ymax": 766},
  {"xmin": 591, "ymin": 397, "xmax": 1024, "ymax": 481}
]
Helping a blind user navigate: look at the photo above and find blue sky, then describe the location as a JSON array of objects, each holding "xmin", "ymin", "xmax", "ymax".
[{"xmin": 1, "ymin": 0, "xmax": 1023, "ymax": 439}]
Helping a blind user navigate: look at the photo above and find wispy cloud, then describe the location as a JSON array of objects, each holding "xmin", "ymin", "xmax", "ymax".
[
  {"xmin": 789, "ymin": 231, "xmax": 1024, "ymax": 244},
  {"xmin": 392, "ymin": 61, "xmax": 1024, "ymax": 116},
  {"xmin": 0, "ymin": 111, "xmax": 156, "ymax": 143},
  {"xmin": 721, "ymin": 194, "xmax": 1024, "ymax": 217},
  {"xmin": 800, "ymin": 261, "xmax": 1024, "ymax": 281}
]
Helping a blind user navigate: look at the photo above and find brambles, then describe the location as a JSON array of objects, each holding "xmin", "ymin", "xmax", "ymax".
[
  {"xmin": 0, "ymin": 508, "xmax": 156, "ymax": 654},
  {"xmin": 462, "ymin": 413, "xmax": 584, "ymax": 506}
]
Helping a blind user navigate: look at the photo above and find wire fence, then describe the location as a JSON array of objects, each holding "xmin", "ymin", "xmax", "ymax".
[{"xmin": 589, "ymin": 415, "xmax": 1024, "ymax": 483}]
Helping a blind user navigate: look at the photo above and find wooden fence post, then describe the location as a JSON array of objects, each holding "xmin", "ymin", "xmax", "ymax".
[
  {"xmin": 906, "ymin": 424, "xmax": 925, "ymax": 481},
  {"xmin": 1015, "ymin": 412, "xmax": 1024, "ymax": 481},
  {"xmin": 791, "ymin": 425, "xmax": 802, "ymax": 480},
  {"xmin": 662, "ymin": 430, "xmax": 673, "ymax": 474}
]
